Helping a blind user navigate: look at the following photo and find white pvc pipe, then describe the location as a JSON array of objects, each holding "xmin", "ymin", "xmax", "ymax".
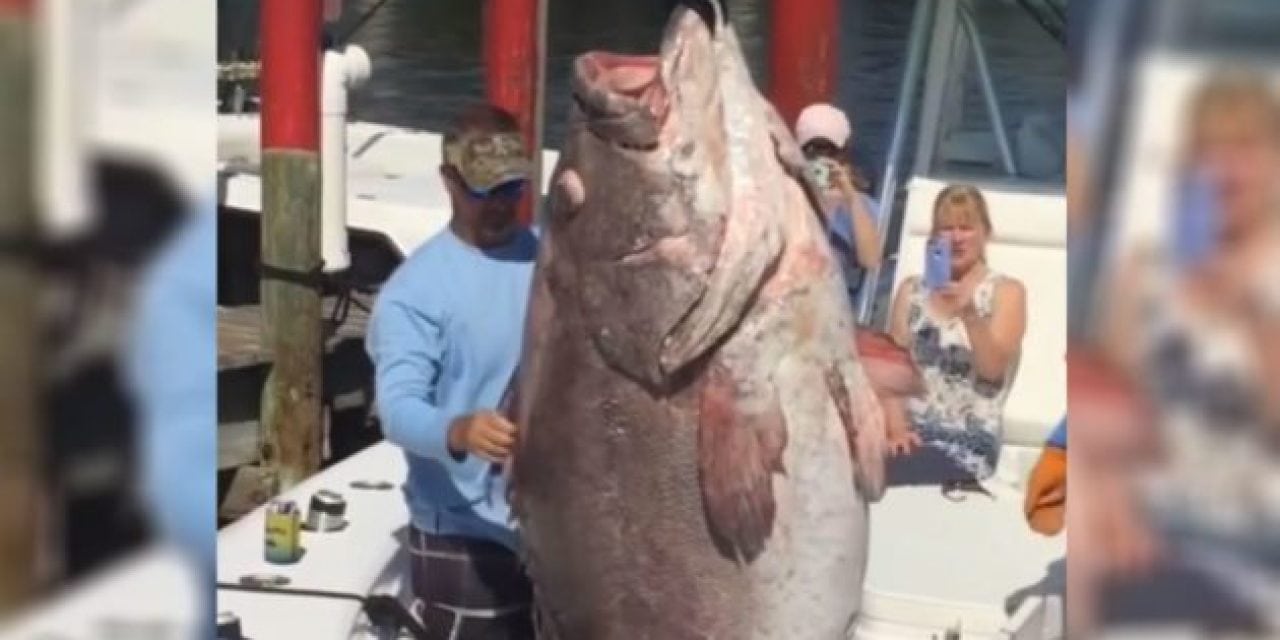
[
  {"xmin": 531, "ymin": 0, "xmax": 548, "ymax": 225},
  {"xmin": 37, "ymin": 0, "xmax": 92, "ymax": 240},
  {"xmin": 320, "ymin": 44, "xmax": 372, "ymax": 274}
]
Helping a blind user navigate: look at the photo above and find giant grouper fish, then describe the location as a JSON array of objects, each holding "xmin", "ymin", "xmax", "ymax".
[{"xmin": 506, "ymin": 2, "xmax": 922, "ymax": 638}]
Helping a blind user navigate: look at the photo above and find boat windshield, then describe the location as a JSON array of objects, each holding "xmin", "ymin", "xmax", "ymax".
[
  {"xmin": 916, "ymin": 0, "xmax": 1067, "ymax": 188},
  {"xmin": 1158, "ymin": 0, "xmax": 1280, "ymax": 60}
]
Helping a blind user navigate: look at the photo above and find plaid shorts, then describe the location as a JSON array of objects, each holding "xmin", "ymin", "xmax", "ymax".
[{"xmin": 407, "ymin": 527, "xmax": 535, "ymax": 640}]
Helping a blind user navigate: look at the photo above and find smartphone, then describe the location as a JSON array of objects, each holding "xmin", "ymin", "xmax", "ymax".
[
  {"xmin": 1171, "ymin": 166, "xmax": 1221, "ymax": 272},
  {"xmin": 804, "ymin": 157, "xmax": 837, "ymax": 191},
  {"xmin": 924, "ymin": 237, "xmax": 952, "ymax": 290}
]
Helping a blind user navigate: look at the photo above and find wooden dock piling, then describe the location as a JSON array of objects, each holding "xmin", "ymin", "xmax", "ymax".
[
  {"xmin": 0, "ymin": 0, "xmax": 46, "ymax": 614},
  {"xmin": 258, "ymin": 0, "xmax": 324, "ymax": 491}
]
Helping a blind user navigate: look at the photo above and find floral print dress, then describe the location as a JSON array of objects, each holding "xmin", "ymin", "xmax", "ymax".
[
  {"xmin": 1133, "ymin": 252, "xmax": 1280, "ymax": 538},
  {"xmin": 902, "ymin": 269, "xmax": 1020, "ymax": 480}
]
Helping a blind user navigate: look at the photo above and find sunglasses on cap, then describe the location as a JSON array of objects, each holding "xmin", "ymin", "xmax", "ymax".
[{"xmin": 464, "ymin": 177, "xmax": 528, "ymax": 202}]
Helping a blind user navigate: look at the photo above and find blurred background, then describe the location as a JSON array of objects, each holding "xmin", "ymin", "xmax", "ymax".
[
  {"xmin": 0, "ymin": 0, "xmax": 213, "ymax": 637},
  {"xmin": 1069, "ymin": 0, "xmax": 1280, "ymax": 637}
]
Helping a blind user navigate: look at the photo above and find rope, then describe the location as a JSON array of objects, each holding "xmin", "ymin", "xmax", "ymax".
[{"xmin": 217, "ymin": 581, "xmax": 430, "ymax": 639}]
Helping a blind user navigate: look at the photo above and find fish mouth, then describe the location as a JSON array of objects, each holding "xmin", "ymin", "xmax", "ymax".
[
  {"xmin": 574, "ymin": 52, "xmax": 670, "ymax": 139},
  {"xmin": 570, "ymin": 4, "xmax": 718, "ymax": 150},
  {"xmin": 571, "ymin": 51, "xmax": 668, "ymax": 150}
]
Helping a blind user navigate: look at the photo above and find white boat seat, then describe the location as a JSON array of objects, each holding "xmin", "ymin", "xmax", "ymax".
[{"xmin": 859, "ymin": 176, "xmax": 1067, "ymax": 639}]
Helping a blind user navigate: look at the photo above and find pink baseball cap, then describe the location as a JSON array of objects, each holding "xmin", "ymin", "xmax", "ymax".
[{"xmin": 795, "ymin": 103, "xmax": 851, "ymax": 148}]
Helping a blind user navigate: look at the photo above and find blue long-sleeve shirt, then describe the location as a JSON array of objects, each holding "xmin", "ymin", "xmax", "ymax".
[
  {"xmin": 125, "ymin": 203, "xmax": 216, "ymax": 638},
  {"xmin": 366, "ymin": 227, "xmax": 538, "ymax": 551},
  {"xmin": 127, "ymin": 204, "xmax": 216, "ymax": 569},
  {"xmin": 827, "ymin": 193, "xmax": 881, "ymax": 303}
]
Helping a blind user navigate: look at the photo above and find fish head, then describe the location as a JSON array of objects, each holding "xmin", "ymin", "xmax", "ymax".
[{"xmin": 547, "ymin": 4, "xmax": 733, "ymax": 391}]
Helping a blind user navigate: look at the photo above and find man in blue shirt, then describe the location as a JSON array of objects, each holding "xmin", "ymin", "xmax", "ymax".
[
  {"xmin": 126, "ymin": 200, "xmax": 216, "ymax": 639},
  {"xmin": 366, "ymin": 104, "xmax": 538, "ymax": 639}
]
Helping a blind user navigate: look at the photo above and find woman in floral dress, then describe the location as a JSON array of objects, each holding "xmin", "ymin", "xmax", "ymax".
[{"xmin": 884, "ymin": 184, "xmax": 1028, "ymax": 488}]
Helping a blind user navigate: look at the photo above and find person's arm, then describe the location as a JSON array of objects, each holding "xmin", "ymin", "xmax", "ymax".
[
  {"xmin": 1242, "ymin": 280, "xmax": 1280, "ymax": 425},
  {"xmin": 1102, "ymin": 251, "xmax": 1150, "ymax": 376},
  {"xmin": 835, "ymin": 168, "xmax": 883, "ymax": 270},
  {"xmin": 888, "ymin": 276, "xmax": 918, "ymax": 349},
  {"xmin": 127, "ymin": 210, "xmax": 217, "ymax": 575},
  {"xmin": 366, "ymin": 299, "xmax": 464, "ymax": 462},
  {"xmin": 958, "ymin": 277, "xmax": 1027, "ymax": 382}
]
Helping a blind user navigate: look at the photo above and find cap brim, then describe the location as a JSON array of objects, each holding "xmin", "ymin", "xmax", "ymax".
[{"xmin": 466, "ymin": 162, "xmax": 532, "ymax": 193}]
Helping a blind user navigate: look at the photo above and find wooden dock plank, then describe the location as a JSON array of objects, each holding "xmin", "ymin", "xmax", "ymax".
[
  {"xmin": 217, "ymin": 292, "xmax": 376, "ymax": 471},
  {"xmin": 217, "ymin": 292, "xmax": 374, "ymax": 370}
]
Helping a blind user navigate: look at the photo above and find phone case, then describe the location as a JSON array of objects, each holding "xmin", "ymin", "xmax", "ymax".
[
  {"xmin": 924, "ymin": 238, "xmax": 952, "ymax": 290},
  {"xmin": 1171, "ymin": 167, "xmax": 1220, "ymax": 271},
  {"xmin": 805, "ymin": 158, "xmax": 833, "ymax": 191}
]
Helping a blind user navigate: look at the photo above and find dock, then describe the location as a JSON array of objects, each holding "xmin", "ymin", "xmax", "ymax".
[
  {"xmin": 217, "ymin": 292, "xmax": 376, "ymax": 474},
  {"xmin": 217, "ymin": 294, "xmax": 372, "ymax": 371}
]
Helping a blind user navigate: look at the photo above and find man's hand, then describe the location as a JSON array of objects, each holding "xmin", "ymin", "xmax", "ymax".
[{"xmin": 447, "ymin": 411, "xmax": 518, "ymax": 463}]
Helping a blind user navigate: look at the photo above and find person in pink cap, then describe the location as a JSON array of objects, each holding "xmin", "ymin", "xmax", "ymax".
[{"xmin": 795, "ymin": 102, "xmax": 884, "ymax": 305}]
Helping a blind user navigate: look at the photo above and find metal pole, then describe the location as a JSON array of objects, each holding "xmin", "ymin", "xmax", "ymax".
[
  {"xmin": 484, "ymin": 0, "xmax": 538, "ymax": 226},
  {"xmin": 768, "ymin": 0, "xmax": 839, "ymax": 129},
  {"xmin": 856, "ymin": 0, "xmax": 938, "ymax": 325},
  {"xmin": 958, "ymin": 2, "xmax": 1017, "ymax": 177},
  {"xmin": 259, "ymin": 0, "xmax": 323, "ymax": 491},
  {"xmin": 530, "ymin": 0, "xmax": 548, "ymax": 224},
  {"xmin": 0, "ymin": 0, "xmax": 46, "ymax": 614}
]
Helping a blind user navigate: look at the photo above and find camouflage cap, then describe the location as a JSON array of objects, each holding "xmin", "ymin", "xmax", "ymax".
[{"xmin": 443, "ymin": 129, "xmax": 531, "ymax": 193}]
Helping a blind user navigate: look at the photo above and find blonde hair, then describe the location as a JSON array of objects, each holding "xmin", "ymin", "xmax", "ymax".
[
  {"xmin": 1184, "ymin": 69, "xmax": 1280, "ymax": 164},
  {"xmin": 931, "ymin": 183, "xmax": 993, "ymax": 235}
]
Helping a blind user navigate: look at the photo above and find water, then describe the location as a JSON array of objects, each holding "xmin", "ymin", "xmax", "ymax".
[{"xmin": 218, "ymin": 0, "xmax": 1065, "ymax": 179}]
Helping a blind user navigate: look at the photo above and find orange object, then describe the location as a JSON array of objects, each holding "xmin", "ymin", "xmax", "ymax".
[{"xmin": 1024, "ymin": 447, "xmax": 1066, "ymax": 536}]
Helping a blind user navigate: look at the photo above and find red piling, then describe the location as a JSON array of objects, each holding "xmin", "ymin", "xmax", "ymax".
[
  {"xmin": 768, "ymin": 0, "xmax": 840, "ymax": 129},
  {"xmin": 261, "ymin": 0, "xmax": 321, "ymax": 152},
  {"xmin": 484, "ymin": 0, "xmax": 539, "ymax": 225}
]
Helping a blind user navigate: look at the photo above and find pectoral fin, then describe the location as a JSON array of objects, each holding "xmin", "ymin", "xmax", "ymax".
[{"xmin": 698, "ymin": 362, "xmax": 788, "ymax": 563}]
